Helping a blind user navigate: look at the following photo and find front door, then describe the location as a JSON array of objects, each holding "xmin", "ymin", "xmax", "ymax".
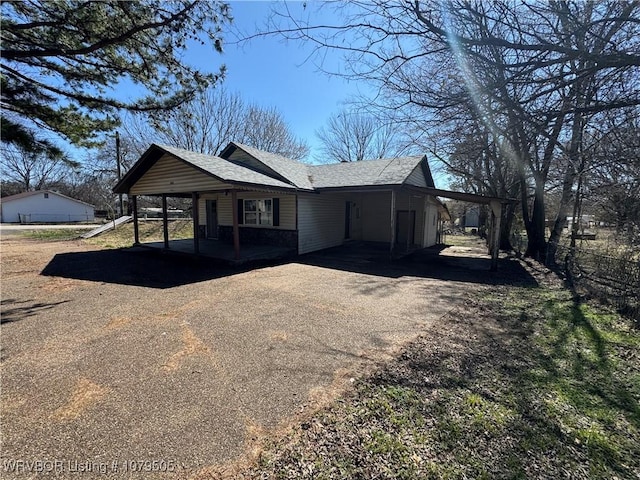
[
  {"xmin": 396, "ymin": 210, "xmax": 416, "ymax": 246},
  {"xmin": 344, "ymin": 201, "xmax": 351, "ymax": 239},
  {"xmin": 206, "ymin": 200, "xmax": 218, "ymax": 239}
]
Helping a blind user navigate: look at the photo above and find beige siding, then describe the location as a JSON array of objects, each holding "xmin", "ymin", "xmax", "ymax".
[
  {"xmin": 198, "ymin": 193, "xmax": 222, "ymax": 226},
  {"xmin": 214, "ymin": 191, "xmax": 296, "ymax": 230},
  {"xmin": 361, "ymin": 192, "xmax": 392, "ymax": 242},
  {"xmin": 298, "ymin": 193, "xmax": 347, "ymax": 254},
  {"xmin": 405, "ymin": 164, "xmax": 428, "ymax": 188},
  {"xmin": 130, "ymin": 154, "xmax": 232, "ymax": 195}
]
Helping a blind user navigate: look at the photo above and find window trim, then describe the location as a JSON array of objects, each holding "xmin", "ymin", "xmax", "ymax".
[{"xmin": 243, "ymin": 198, "xmax": 273, "ymax": 226}]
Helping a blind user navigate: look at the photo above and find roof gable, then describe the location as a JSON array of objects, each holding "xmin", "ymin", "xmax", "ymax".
[
  {"xmin": 114, "ymin": 144, "xmax": 297, "ymax": 194},
  {"xmin": 220, "ymin": 142, "xmax": 314, "ymax": 190}
]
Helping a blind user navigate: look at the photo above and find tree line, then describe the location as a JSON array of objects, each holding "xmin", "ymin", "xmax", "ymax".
[
  {"xmin": 2, "ymin": 1, "xmax": 638, "ymax": 254},
  {"xmin": 258, "ymin": 0, "xmax": 639, "ymax": 255}
]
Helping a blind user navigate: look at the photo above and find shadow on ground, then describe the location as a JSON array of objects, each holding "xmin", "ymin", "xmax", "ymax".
[
  {"xmin": 300, "ymin": 243, "xmax": 537, "ymax": 287},
  {"xmin": 40, "ymin": 243, "xmax": 538, "ymax": 289},
  {"xmin": 0, "ymin": 298, "xmax": 70, "ymax": 324},
  {"xmin": 40, "ymin": 248, "xmax": 244, "ymax": 288}
]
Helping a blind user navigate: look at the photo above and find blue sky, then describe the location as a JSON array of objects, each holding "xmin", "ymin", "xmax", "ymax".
[{"xmin": 193, "ymin": 1, "xmax": 372, "ymax": 160}]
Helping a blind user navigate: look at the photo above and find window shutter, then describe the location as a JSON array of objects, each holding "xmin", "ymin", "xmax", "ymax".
[
  {"xmin": 237, "ymin": 199, "xmax": 244, "ymax": 224},
  {"xmin": 273, "ymin": 198, "xmax": 280, "ymax": 226}
]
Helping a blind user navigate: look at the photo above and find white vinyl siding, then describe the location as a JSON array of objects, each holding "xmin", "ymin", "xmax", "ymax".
[
  {"xmin": 360, "ymin": 192, "xmax": 393, "ymax": 243},
  {"xmin": 213, "ymin": 192, "xmax": 296, "ymax": 230},
  {"xmin": 0, "ymin": 192, "xmax": 94, "ymax": 223},
  {"xmin": 405, "ymin": 163, "xmax": 428, "ymax": 187},
  {"xmin": 130, "ymin": 154, "xmax": 232, "ymax": 195},
  {"xmin": 423, "ymin": 201, "xmax": 439, "ymax": 247},
  {"xmin": 298, "ymin": 193, "xmax": 347, "ymax": 254}
]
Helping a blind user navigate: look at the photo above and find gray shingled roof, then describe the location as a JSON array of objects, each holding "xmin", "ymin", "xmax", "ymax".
[
  {"xmin": 229, "ymin": 142, "xmax": 315, "ymax": 190},
  {"xmin": 156, "ymin": 144, "xmax": 297, "ymax": 190},
  {"xmin": 308, "ymin": 156, "xmax": 425, "ymax": 189},
  {"xmin": 114, "ymin": 143, "xmax": 431, "ymax": 194}
]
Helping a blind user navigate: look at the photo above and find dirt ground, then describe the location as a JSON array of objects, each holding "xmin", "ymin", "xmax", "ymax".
[{"xmin": 0, "ymin": 236, "xmax": 533, "ymax": 479}]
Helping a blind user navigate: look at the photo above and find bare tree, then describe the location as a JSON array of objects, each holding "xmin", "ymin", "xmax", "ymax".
[
  {"xmin": 126, "ymin": 87, "xmax": 309, "ymax": 160},
  {"xmin": 0, "ymin": 143, "xmax": 78, "ymax": 193},
  {"xmin": 255, "ymin": 0, "xmax": 639, "ymax": 260},
  {"xmin": 316, "ymin": 109, "xmax": 409, "ymax": 162},
  {"xmin": 240, "ymin": 105, "xmax": 309, "ymax": 160},
  {"xmin": 588, "ymin": 109, "xmax": 640, "ymax": 244}
]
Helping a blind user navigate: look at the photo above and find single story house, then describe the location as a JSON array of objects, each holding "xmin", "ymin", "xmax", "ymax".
[
  {"xmin": 0, "ymin": 190, "xmax": 95, "ymax": 223},
  {"xmin": 113, "ymin": 142, "xmax": 508, "ymax": 269}
]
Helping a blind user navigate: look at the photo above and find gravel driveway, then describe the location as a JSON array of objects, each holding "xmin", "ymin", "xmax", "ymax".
[{"xmin": 0, "ymin": 237, "xmax": 527, "ymax": 479}]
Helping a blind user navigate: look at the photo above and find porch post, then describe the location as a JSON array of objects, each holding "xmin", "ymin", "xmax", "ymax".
[
  {"xmin": 161, "ymin": 194, "xmax": 169, "ymax": 249},
  {"xmin": 131, "ymin": 195, "xmax": 139, "ymax": 245},
  {"xmin": 490, "ymin": 200, "xmax": 502, "ymax": 272},
  {"xmin": 389, "ymin": 189, "xmax": 396, "ymax": 258},
  {"xmin": 192, "ymin": 192, "xmax": 199, "ymax": 254},
  {"xmin": 230, "ymin": 190, "xmax": 241, "ymax": 260}
]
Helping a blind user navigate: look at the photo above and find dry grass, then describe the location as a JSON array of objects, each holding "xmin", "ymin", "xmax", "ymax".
[
  {"xmin": 162, "ymin": 324, "xmax": 212, "ymax": 372},
  {"xmin": 84, "ymin": 219, "xmax": 193, "ymax": 249},
  {"xmin": 51, "ymin": 378, "xmax": 108, "ymax": 422}
]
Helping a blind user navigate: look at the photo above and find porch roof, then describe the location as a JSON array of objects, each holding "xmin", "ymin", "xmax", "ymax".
[{"xmin": 113, "ymin": 144, "xmax": 299, "ymax": 194}]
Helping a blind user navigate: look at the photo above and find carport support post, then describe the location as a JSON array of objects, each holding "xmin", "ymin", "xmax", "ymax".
[
  {"xmin": 192, "ymin": 192, "xmax": 199, "ymax": 254},
  {"xmin": 230, "ymin": 190, "xmax": 241, "ymax": 260},
  {"xmin": 389, "ymin": 189, "xmax": 396, "ymax": 258},
  {"xmin": 162, "ymin": 194, "xmax": 169, "ymax": 249},
  {"xmin": 489, "ymin": 200, "xmax": 502, "ymax": 272},
  {"xmin": 131, "ymin": 195, "xmax": 139, "ymax": 245}
]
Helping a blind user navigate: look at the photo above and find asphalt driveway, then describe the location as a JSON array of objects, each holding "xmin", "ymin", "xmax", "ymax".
[{"xmin": 0, "ymin": 237, "xmax": 534, "ymax": 479}]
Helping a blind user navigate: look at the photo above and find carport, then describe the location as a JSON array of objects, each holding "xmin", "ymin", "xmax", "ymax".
[{"xmin": 409, "ymin": 187, "xmax": 515, "ymax": 271}]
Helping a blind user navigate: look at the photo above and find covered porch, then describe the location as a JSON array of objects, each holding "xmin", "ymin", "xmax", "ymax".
[{"xmin": 135, "ymin": 238, "xmax": 295, "ymax": 265}]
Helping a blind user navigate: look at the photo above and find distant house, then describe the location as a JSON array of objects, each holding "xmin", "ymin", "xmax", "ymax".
[
  {"xmin": 0, "ymin": 190, "xmax": 95, "ymax": 223},
  {"xmin": 566, "ymin": 215, "xmax": 597, "ymax": 230},
  {"xmin": 114, "ymin": 142, "xmax": 508, "ymax": 268},
  {"xmin": 461, "ymin": 205, "xmax": 480, "ymax": 229}
]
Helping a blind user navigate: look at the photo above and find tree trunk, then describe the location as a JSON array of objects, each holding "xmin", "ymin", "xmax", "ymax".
[
  {"xmin": 524, "ymin": 178, "xmax": 547, "ymax": 261},
  {"xmin": 547, "ymin": 164, "xmax": 576, "ymax": 265},
  {"xmin": 500, "ymin": 202, "xmax": 515, "ymax": 250}
]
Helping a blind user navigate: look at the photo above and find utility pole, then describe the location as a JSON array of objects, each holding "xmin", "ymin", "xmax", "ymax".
[{"xmin": 116, "ymin": 131, "xmax": 124, "ymax": 217}]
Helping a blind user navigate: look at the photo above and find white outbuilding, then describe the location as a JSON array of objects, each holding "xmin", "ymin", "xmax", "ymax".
[{"xmin": 0, "ymin": 190, "xmax": 95, "ymax": 223}]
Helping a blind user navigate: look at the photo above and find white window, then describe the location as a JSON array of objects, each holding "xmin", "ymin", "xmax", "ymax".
[
  {"xmin": 44, "ymin": 193, "xmax": 49, "ymax": 199},
  {"xmin": 244, "ymin": 199, "xmax": 273, "ymax": 226}
]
